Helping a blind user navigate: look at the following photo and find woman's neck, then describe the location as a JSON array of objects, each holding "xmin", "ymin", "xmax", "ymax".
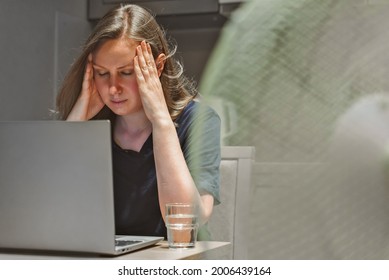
[{"xmin": 114, "ymin": 113, "xmax": 152, "ymax": 152}]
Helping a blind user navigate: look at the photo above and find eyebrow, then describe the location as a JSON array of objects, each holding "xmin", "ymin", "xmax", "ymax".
[{"xmin": 92, "ymin": 62, "xmax": 134, "ymax": 69}]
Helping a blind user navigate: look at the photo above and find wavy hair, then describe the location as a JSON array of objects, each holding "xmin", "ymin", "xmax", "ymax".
[{"xmin": 56, "ymin": 4, "xmax": 197, "ymax": 121}]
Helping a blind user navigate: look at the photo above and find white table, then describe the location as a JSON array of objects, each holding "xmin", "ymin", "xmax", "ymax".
[{"xmin": 0, "ymin": 241, "xmax": 230, "ymax": 260}]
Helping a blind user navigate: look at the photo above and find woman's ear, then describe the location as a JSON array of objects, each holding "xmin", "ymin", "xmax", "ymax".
[{"xmin": 155, "ymin": 53, "xmax": 166, "ymax": 77}]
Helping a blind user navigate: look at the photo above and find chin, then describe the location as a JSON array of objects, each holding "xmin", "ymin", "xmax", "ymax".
[{"xmin": 109, "ymin": 107, "xmax": 142, "ymax": 116}]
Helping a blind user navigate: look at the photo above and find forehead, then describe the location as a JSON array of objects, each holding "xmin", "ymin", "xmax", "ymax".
[{"xmin": 93, "ymin": 38, "xmax": 139, "ymax": 66}]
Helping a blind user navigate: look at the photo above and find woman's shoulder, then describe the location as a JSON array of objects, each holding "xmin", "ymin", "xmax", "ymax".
[
  {"xmin": 174, "ymin": 100, "xmax": 220, "ymax": 136},
  {"xmin": 179, "ymin": 100, "xmax": 220, "ymax": 122}
]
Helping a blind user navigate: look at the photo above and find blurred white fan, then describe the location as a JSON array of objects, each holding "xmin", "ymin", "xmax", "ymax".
[{"xmin": 319, "ymin": 94, "xmax": 389, "ymax": 259}]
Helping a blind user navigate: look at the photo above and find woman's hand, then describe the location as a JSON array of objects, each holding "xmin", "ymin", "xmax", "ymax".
[
  {"xmin": 134, "ymin": 41, "xmax": 170, "ymax": 125},
  {"xmin": 67, "ymin": 54, "xmax": 105, "ymax": 121}
]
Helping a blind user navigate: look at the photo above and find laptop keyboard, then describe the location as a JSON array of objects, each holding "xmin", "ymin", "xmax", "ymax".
[{"xmin": 115, "ymin": 240, "xmax": 142, "ymax": 247}]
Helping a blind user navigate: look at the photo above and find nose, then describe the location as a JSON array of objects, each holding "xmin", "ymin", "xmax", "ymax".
[{"xmin": 108, "ymin": 76, "xmax": 121, "ymax": 95}]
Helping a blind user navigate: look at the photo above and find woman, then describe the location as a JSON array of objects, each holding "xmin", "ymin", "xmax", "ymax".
[{"xmin": 56, "ymin": 4, "xmax": 220, "ymax": 238}]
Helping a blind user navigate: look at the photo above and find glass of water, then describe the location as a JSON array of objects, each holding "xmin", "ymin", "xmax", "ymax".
[{"xmin": 165, "ymin": 203, "xmax": 198, "ymax": 249}]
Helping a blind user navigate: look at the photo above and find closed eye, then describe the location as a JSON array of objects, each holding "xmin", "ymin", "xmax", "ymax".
[
  {"xmin": 98, "ymin": 72, "xmax": 109, "ymax": 76},
  {"xmin": 92, "ymin": 65, "xmax": 108, "ymax": 77},
  {"xmin": 120, "ymin": 70, "xmax": 133, "ymax": 76}
]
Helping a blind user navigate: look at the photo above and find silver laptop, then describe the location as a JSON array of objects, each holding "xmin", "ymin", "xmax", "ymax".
[{"xmin": 0, "ymin": 120, "xmax": 163, "ymax": 256}]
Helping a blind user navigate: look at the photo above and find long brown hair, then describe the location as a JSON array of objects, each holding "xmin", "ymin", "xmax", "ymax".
[{"xmin": 56, "ymin": 4, "xmax": 197, "ymax": 121}]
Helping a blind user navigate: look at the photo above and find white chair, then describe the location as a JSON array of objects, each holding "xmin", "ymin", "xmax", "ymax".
[{"xmin": 207, "ymin": 146, "xmax": 255, "ymax": 259}]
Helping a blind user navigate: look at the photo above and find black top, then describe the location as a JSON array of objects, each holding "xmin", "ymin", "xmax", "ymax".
[{"xmin": 112, "ymin": 100, "xmax": 221, "ymax": 238}]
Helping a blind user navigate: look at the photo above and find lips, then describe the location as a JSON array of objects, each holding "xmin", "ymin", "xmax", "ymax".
[{"xmin": 111, "ymin": 99, "xmax": 127, "ymax": 105}]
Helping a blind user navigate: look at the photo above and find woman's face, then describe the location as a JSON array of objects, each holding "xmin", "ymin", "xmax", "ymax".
[{"xmin": 92, "ymin": 37, "xmax": 142, "ymax": 116}]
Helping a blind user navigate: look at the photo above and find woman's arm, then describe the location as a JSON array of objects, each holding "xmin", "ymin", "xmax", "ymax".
[
  {"xmin": 134, "ymin": 41, "xmax": 219, "ymax": 225},
  {"xmin": 152, "ymin": 118, "xmax": 215, "ymax": 225}
]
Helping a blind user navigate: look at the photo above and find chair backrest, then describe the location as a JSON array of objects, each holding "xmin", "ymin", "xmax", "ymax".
[{"xmin": 207, "ymin": 146, "xmax": 255, "ymax": 259}]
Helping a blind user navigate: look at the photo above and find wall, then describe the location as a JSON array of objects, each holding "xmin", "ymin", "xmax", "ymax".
[
  {"xmin": 0, "ymin": 0, "xmax": 91, "ymax": 120},
  {"xmin": 170, "ymin": 28, "xmax": 221, "ymax": 86}
]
